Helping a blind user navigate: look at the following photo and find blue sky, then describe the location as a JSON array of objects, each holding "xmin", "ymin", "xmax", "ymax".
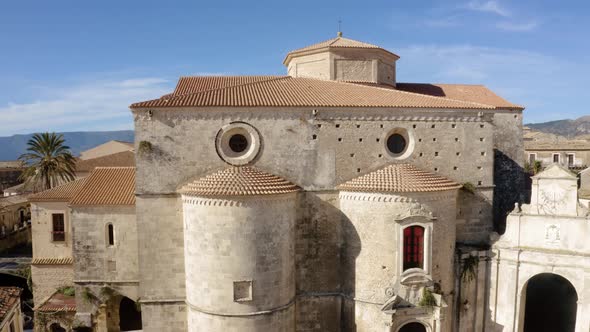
[{"xmin": 1, "ymin": 0, "xmax": 589, "ymax": 136}]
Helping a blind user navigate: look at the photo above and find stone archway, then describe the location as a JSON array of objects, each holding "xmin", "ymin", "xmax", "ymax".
[
  {"xmin": 49, "ymin": 322, "xmax": 66, "ymax": 332},
  {"xmin": 119, "ymin": 296, "xmax": 142, "ymax": 331},
  {"xmin": 522, "ymin": 273, "xmax": 577, "ymax": 332},
  {"xmin": 399, "ymin": 322, "xmax": 427, "ymax": 332}
]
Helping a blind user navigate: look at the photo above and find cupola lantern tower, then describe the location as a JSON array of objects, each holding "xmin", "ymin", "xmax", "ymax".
[{"xmin": 283, "ymin": 33, "xmax": 400, "ymax": 86}]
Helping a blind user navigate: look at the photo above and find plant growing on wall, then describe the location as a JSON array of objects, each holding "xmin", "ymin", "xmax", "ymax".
[
  {"xmin": 14, "ymin": 266, "xmax": 32, "ymax": 291},
  {"xmin": 57, "ymin": 286, "xmax": 75, "ymax": 297},
  {"xmin": 138, "ymin": 140, "xmax": 153, "ymax": 156},
  {"xmin": 462, "ymin": 182, "xmax": 476, "ymax": 194},
  {"xmin": 524, "ymin": 160, "xmax": 543, "ymax": 175},
  {"xmin": 418, "ymin": 288, "xmax": 437, "ymax": 307},
  {"xmin": 81, "ymin": 287, "xmax": 96, "ymax": 304},
  {"xmin": 99, "ymin": 286, "xmax": 115, "ymax": 301},
  {"xmin": 461, "ymin": 255, "xmax": 479, "ymax": 283},
  {"xmin": 135, "ymin": 298, "xmax": 141, "ymax": 312}
]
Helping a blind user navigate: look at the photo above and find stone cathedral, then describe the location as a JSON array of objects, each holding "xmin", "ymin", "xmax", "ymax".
[
  {"xmin": 129, "ymin": 33, "xmax": 528, "ymax": 332},
  {"xmin": 29, "ymin": 33, "xmax": 590, "ymax": 332}
]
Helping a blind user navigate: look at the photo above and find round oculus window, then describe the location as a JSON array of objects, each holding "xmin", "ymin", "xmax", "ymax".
[
  {"xmin": 216, "ymin": 122, "xmax": 261, "ymax": 166},
  {"xmin": 229, "ymin": 134, "xmax": 249, "ymax": 153},
  {"xmin": 387, "ymin": 133, "xmax": 407, "ymax": 154}
]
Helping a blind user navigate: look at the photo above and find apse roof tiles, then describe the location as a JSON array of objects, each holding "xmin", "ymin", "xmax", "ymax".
[
  {"xmin": 180, "ymin": 166, "xmax": 300, "ymax": 197},
  {"xmin": 338, "ymin": 163, "xmax": 462, "ymax": 193}
]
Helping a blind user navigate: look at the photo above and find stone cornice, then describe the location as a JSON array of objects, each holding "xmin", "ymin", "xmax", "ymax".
[
  {"xmin": 339, "ymin": 191, "xmax": 457, "ymax": 203},
  {"xmin": 132, "ymin": 107, "xmax": 496, "ymax": 123},
  {"xmin": 182, "ymin": 193, "xmax": 297, "ymax": 207}
]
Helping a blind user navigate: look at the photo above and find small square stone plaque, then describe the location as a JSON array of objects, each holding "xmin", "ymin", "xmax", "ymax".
[
  {"xmin": 233, "ymin": 280, "xmax": 252, "ymax": 302},
  {"xmin": 107, "ymin": 260, "xmax": 116, "ymax": 272}
]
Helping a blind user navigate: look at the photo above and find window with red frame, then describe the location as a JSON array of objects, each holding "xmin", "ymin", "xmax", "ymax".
[
  {"xmin": 403, "ymin": 226, "xmax": 424, "ymax": 270},
  {"xmin": 52, "ymin": 214, "xmax": 65, "ymax": 242}
]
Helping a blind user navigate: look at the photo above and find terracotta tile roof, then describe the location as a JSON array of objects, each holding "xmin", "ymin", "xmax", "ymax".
[
  {"xmin": 525, "ymin": 139, "xmax": 590, "ymax": 150},
  {"xmin": 31, "ymin": 257, "xmax": 73, "ymax": 265},
  {"xmin": 285, "ymin": 36, "xmax": 400, "ymax": 60},
  {"xmin": 131, "ymin": 76, "xmax": 494, "ymax": 110},
  {"xmin": 173, "ymin": 76, "xmax": 284, "ymax": 96},
  {"xmin": 37, "ymin": 292, "xmax": 76, "ymax": 312},
  {"xmin": 29, "ymin": 178, "xmax": 88, "ymax": 202},
  {"xmin": 113, "ymin": 140, "xmax": 134, "ymax": 148},
  {"xmin": 338, "ymin": 163, "xmax": 462, "ymax": 193},
  {"xmin": 75, "ymin": 150, "xmax": 135, "ymax": 173},
  {"xmin": 395, "ymin": 83, "xmax": 523, "ymax": 110},
  {"xmin": 70, "ymin": 167, "xmax": 135, "ymax": 206},
  {"xmin": 0, "ymin": 287, "xmax": 21, "ymax": 322},
  {"xmin": 180, "ymin": 167, "xmax": 300, "ymax": 197}
]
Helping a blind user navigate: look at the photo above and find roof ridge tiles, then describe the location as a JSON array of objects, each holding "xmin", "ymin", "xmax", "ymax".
[{"xmin": 131, "ymin": 76, "xmax": 500, "ymax": 109}]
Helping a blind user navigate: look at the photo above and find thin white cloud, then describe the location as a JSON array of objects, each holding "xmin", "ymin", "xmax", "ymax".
[
  {"xmin": 116, "ymin": 78, "xmax": 169, "ymax": 88},
  {"xmin": 496, "ymin": 21, "xmax": 538, "ymax": 32},
  {"xmin": 423, "ymin": 16, "xmax": 461, "ymax": 28},
  {"xmin": 465, "ymin": 0, "xmax": 510, "ymax": 17},
  {"xmin": 0, "ymin": 77, "xmax": 171, "ymax": 136}
]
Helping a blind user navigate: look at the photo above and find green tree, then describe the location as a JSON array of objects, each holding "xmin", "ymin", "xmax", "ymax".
[{"xmin": 18, "ymin": 133, "xmax": 76, "ymax": 190}]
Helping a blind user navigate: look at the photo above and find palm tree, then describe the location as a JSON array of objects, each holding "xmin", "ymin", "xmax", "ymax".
[{"xmin": 18, "ymin": 133, "xmax": 76, "ymax": 190}]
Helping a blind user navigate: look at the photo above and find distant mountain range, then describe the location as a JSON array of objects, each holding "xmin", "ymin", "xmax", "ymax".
[
  {"xmin": 0, "ymin": 130, "xmax": 134, "ymax": 161},
  {"xmin": 526, "ymin": 116, "xmax": 590, "ymax": 139}
]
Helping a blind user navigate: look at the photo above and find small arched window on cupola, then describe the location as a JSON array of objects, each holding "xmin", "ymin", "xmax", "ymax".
[
  {"xmin": 106, "ymin": 223, "xmax": 115, "ymax": 247},
  {"xmin": 403, "ymin": 225, "xmax": 424, "ymax": 270}
]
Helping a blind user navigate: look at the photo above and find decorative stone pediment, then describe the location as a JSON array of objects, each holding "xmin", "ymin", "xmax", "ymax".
[
  {"xmin": 533, "ymin": 164, "xmax": 576, "ymax": 180},
  {"xmin": 381, "ymin": 295, "xmax": 413, "ymax": 314},
  {"xmin": 530, "ymin": 164, "xmax": 578, "ymax": 216}
]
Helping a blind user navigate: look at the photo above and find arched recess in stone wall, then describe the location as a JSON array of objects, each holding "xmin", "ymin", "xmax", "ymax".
[
  {"xmin": 519, "ymin": 273, "xmax": 578, "ymax": 332},
  {"xmin": 119, "ymin": 296, "xmax": 142, "ymax": 331},
  {"xmin": 49, "ymin": 322, "xmax": 66, "ymax": 332},
  {"xmin": 396, "ymin": 321, "xmax": 430, "ymax": 332}
]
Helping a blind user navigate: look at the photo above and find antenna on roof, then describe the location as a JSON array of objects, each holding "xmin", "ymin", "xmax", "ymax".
[{"xmin": 337, "ymin": 19, "xmax": 343, "ymax": 37}]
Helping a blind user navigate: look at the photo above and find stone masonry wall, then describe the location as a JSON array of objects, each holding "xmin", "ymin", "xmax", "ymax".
[
  {"xmin": 492, "ymin": 111, "xmax": 524, "ymax": 233},
  {"xmin": 132, "ymin": 106, "xmax": 519, "ymax": 331},
  {"xmin": 135, "ymin": 195, "xmax": 187, "ymax": 331},
  {"xmin": 183, "ymin": 194, "xmax": 296, "ymax": 332},
  {"xmin": 71, "ymin": 206, "xmax": 138, "ymax": 285},
  {"xmin": 339, "ymin": 190, "xmax": 458, "ymax": 332},
  {"xmin": 31, "ymin": 264, "xmax": 74, "ymax": 305},
  {"xmin": 31, "ymin": 202, "xmax": 73, "ymax": 259}
]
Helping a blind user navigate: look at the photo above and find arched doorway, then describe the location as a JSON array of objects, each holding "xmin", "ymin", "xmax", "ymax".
[
  {"xmin": 522, "ymin": 273, "xmax": 577, "ymax": 332},
  {"xmin": 119, "ymin": 297, "xmax": 142, "ymax": 331},
  {"xmin": 49, "ymin": 323, "xmax": 66, "ymax": 332},
  {"xmin": 399, "ymin": 322, "xmax": 427, "ymax": 332}
]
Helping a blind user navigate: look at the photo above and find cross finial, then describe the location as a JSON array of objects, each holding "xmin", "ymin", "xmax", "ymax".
[{"xmin": 337, "ymin": 19, "xmax": 342, "ymax": 37}]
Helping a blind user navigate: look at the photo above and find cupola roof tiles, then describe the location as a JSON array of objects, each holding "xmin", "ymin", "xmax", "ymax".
[
  {"xmin": 180, "ymin": 166, "xmax": 300, "ymax": 197},
  {"xmin": 338, "ymin": 163, "xmax": 462, "ymax": 193}
]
